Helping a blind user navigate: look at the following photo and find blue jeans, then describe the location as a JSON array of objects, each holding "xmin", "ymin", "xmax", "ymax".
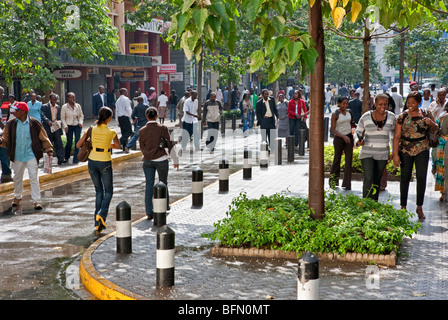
[
  {"xmin": 248, "ymin": 111, "xmax": 254, "ymax": 129},
  {"xmin": 88, "ymin": 160, "xmax": 113, "ymax": 227},
  {"xmin": 65, "ymin": 125, "xmax": 82, "ymax": 163},
  {"xmin": 170, "ymin": 104, "xmax": 176, "ymax": 121},
  {"xmin": 143, "ymin": 159, "xmax": 169, "ymax": 217},
  {"xmin": 324, "ymin": 102, "xmax": 332, "ymax": 113},
  {"xmin": 126, "ymin": 124, "xmax": 140, "ymax": 149},
  {"xmin": 0, "ymin": 146, "xmax": 11, "ymax": 176},
  {"xmin": 241, "ymin": 113, "xmax": 248, "ymax": 132}
]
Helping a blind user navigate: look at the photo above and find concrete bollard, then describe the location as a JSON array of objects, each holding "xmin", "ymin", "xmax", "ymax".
[
  {"xmin": 192, "ymin": 167, "xmax": 203, "ymax": 208},
  {"xmin": 116, "ymin": 201, "xmax": 132, "ymax": 254},
  {"xmin": 297, "ymin": 251, "xmax": 319, "ymax": 300},
  {"xmin": 153, "ymin": 181, "xmax": 167, "ymax": 227},
  {"xmin": 298, "ymin": 128, "xmax": 306, "ymax": 156},
  {"xmin": 275, "ymin": 138, "xmax": 282, "ymax": 166},
  {"xmin": 219, "ymin": 157, "xmax": 229, "ymax": 193},
  {"xmin": 243, "ymin": 148, "xmax": 252, "ymax": 180},
  {"xmin": 260, "ymin": 141, "xmax": 269, "ymax": 169},
  {"xmin": 156, "ymin": 225, "xmax": 175, "ymax": 288},
  {"xmin": 287, "ymin": 136, "xmax": 295, "ymax": 162}
]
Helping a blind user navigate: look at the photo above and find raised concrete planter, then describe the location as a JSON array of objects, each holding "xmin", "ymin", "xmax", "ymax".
[{"xmin": 210, "ymin": 243, "xmax": 397, "ymax": 267}]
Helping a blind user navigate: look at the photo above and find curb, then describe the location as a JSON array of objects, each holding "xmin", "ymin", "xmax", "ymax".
[
  {"xmin": 209, "ymin": 244, "xmax": 397, "ymax": 267},
  {"xmin": 0, "ymin": 151, "xmax": 142, "ymax": 195}
]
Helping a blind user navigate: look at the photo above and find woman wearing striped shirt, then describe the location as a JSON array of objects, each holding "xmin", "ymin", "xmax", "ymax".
[{"xmin": 355, "ymin": 93, "xmax": 396, "ymax": 201}]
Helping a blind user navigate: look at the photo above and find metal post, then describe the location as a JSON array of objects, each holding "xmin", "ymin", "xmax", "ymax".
[
  {"xmin": 297, "ymin": 251, "xmax": 319, "ymax": 300},
  {"xmin": 275, "ymin": 138, "xmax": 282, "ymax": 166},
  {"xmin": 287, "ymin": 136, "xmax": 295, "ymax": 162},
  {"xmin": 298, "ymin": 129, "xmax": 306, "ymax": 156},
  {"xmin": 260, "ymin": 141, "xmax": 269, "ymax": 169},
  {"xmin": 324, "ymin": 117, "xmax": 329, "ymax": 142},
  {"xmin": 219, "ymin": 157, "xmax": 229, "ymax": 193},
  {"xmin": 232, "ymin": 113, "xmax": 236, "ymax": 131},
  {"xmin": 221, "ymin": 115, "xmax": 226, "ymax": 136},
  {"xmin": 153, "ymin": 181, "xmax": 167, "ymax": 227},
  {"xmin": 192, "ymin": 167, "xmax": 203, "ymax": 208},
  {"xmin": 116, "ymin": 201, "xmax": 132, "ymax": 254},
  {"xmin": 243, "ymin": 148, "xmax": 252, "ymax": 179},
  {"xmin": 156, "ymin": 225, "xmax": 175, "ymax": 288}
]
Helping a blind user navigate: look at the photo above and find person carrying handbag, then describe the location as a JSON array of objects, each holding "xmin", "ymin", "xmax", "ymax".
[{"xmin": 139, "ymin": 107, "xmax": 179, "ymax": 221}]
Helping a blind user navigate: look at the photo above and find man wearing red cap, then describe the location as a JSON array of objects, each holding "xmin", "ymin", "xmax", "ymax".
[{"xmin": 0, "ymin": 101, "xmax": 53, "ymax": 210}]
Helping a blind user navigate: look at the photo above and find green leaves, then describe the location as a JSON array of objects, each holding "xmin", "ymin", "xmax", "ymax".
[{"xmin": 203, "ymin": 192, "xmax": 421, "ymax": 255}]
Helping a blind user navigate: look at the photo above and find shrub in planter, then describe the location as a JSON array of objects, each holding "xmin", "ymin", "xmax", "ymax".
[
  {"xmin": 202, "ymin": 192, "xmax": 420, "ymax": 256},
  {"xmin": 223, "ymin": 109, "xmax": 241, "ymax": 119}
]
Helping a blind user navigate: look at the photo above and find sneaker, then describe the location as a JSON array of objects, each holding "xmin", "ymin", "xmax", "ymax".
[{"xmin": 124, "ymin": 147, "xmax": 130, "ymax": 153}]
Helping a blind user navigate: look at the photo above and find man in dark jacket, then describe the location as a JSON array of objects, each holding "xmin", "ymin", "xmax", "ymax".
[
  {"xmin": 256, "ymin": 89, "xmax": 278, "ymax": 148},
  {"xmin": 0, "ymin": 102, "xmax": 53, "ymax": 210},
  {"xmin": 348, "ymin": 92, "xmax": 363, "ymax": 125},
  {"xmin": 125, "ymin": 96, "xmax": 149, "ymax": 152},
  {"xmin": 41, "ymin": 93, "xmax": 65, "ymax": 165}
]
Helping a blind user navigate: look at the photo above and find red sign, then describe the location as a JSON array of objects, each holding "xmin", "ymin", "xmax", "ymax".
[{"xmin": 158, "ymin": 64, "xmax": 176, "ymax": 74}]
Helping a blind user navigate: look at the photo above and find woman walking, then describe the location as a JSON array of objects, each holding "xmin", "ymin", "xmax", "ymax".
[
  {"xmin": 287, "ymin": 90, "xmax": 308, "ymax": 151},
  {"xmin": 277, "ymin": 93, "xmax": 290, "ymax": 140},
  {"xmin": 61, "ymin": 92, "xmax": 84, "ymax": 164},
  {"xmin": 76, "ymin": 107, "xmax": 121, "ymax": 233},
  {"xmin": 434, "ymin": 112, "xmax": 448, "ymax": 201},
  {"xmin": 239, "ymin": 93, "xmax": 253, "ymax": 133},
  {"xmin": 393, "ymin": 91, "xmax": 438, "ymax": 221},
  {"xmin": 329, "ymin": 96, "xmax": 353, "ymax": 190},
  {"xmin": 355, "ymin": 93, "xmax": 396, "ymax": 200},
  {"xmin": 139, "ymin": 107, "xmax": 179, "ymax": 220}
]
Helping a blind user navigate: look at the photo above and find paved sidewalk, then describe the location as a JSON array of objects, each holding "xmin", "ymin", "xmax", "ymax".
[{"xmin": 79, "ymin": 148, "xmax": 448, "ymax": 300}]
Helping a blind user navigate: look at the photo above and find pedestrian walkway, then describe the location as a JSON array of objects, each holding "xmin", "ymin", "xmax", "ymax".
[{"xmin": 78, "ymin": 147, "xmax": 448, "ymax": 300}]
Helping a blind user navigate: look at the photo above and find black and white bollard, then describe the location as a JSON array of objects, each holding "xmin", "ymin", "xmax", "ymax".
[
  {"xmin": 297, "ymin": 251, "xmax": 319, "ymax": 300},
  {"xmin": 243, "ymin": 148, "xmax": 252, "ymax": 180},
  {"xmin": 287, "ymin": 136, "xmax": 295, "ymax": 162},
  {"xmin": 275, "ymin": 138, "xmax": 282, "ymax": 166},
  {"xmin": 219, "ymin": 157, "xmax": 229, "ymax": 193},
  {"xmin": 260, "ymin": 141, "xmax": 269, "ymax": 169},
  {"xmin": 156, "ymin": 225, "xmax": 175, "ymax": 288},
  {"xmin": 153, "ymin": 181, "xmax": 167, "ymax": 227},
  {"xmin": 116, "ymin": 201, "xmax": 132, "ymax": 254},
  {"xmin": 192, "ymin": 167, "xmax": 203, "ymax": 208}
]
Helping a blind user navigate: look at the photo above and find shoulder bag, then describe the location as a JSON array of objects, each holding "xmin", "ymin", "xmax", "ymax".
[{"xmin": 77, "ymin": 126, "xmax": 93, "ymax": 162}]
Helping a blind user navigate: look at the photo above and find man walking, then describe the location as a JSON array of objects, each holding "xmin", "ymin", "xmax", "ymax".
[
  {"xmin": 176, "ymin": 91, "xmax": 190, "ymax": 129},
  {"xmin": 202, "ymin": 92, "xmax": 222, "ymax": 152},
  {"xmin": 0, "ymin": 102, "xmax": 53, "ymax": 210},
  {"xmin": 181, "ymin": 90, "xmax": 200, "ymax": 151},
  {"xmin": 256, "ymin": 89, "xmax": 278, "ymax": 148},
  {"xmin": 115, "ymin": 88, "xmax": 133, "ymax": 151},
  {"xmin": 125, "ymin": 96, "xmax": 149, "ymax": 153},
  {"xmin": 41, "ymin": 93, "xmax": 65, "ymax": 165},
  {"xmin": 324, "ymin": 87, "xmax": 333, "ymax": 113},
  {"xmin": 92, "ymin": 85, "xmax": 107, "ymax": 119},
  {"xmin": 0, "ymin": 86, "xmax": 12, "ymax": 183}
]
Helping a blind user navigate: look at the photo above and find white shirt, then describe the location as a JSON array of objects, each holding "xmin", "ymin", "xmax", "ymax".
[
  {"xmin": 182, "ymin": 97, "xmax": 198, "ymax": 124},
  {"xmin": 428, "ymin": 99, "xmax": 448, "ymax": 120},
  {"xmin": 158, "ymin": 94, "xmax": 169, "ymax": 107},
  {"xmin": 325, "ymin": 91, "xmax": 333, "ymax": 103},
  {"xmin": 391, "ymin": 92, "xmax": 404, "ymax": 115},
  {"xmin": 140, "ymin": 92, "xmax": 149, "ymax": 105},
  {"xmin": 115, "ymin": 95, "xmax": 132, "ymax": 120},
  {"xmin": 216, "ymin": 89, "xmax": 223, "ymax": 101},
  {"xmin": 356, "ymin": 87, "xmax": 363, "ymax": 101},
  {"xmin": 421, "ymin": 99, "xmax": 432, "ymax": 109}
]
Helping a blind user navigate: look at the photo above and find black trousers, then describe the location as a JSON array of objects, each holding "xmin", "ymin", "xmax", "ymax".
[
  {"xmin": 360, "ymin": 157, "xmax": 388, "ymax": 201},
  {"xmin": 118, "ymin": 116, "xmax": 133, "ymax": 148},
  {"xmin": 399, "ymin": 150, "xmax": 429, "ymax": 207},
  {"xmin": 206, "ymin": 121, "xmax": 219, "ymax": 149},
  {"xmin": 329, "ymin": 134, "xmax": 353, "ymax": 189}
]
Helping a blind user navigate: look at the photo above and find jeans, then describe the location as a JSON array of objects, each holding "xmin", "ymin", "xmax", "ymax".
[
  {"xmin": 329, "ymin": 134, "xmax": 353, "ymax": 189},
  {"xmin": 324, "ymin": 102, "xmax": 332, "ymax": 113},
  {"xmin": 248, "ymin": 111, "xmax": 255, "ymax": 129},
  {"xmin": 88, "ymin": 160, "xmax": 113, "ymax": 227},
  {"xmin": 289, "ymin": 118, "xmax": 307, "ymax": 147},
  {"xmin": 143, "ymin": 159, "xmax": 169, "ymax": 217},
  {"xmin": 0, "ymin": 147, "xmax": 11, "ymax": 176},
  {"xmin": 399, "ymin": 150, "xmax": 429, "ymax": 207},
  {"xmin": 170, "ymin": 104, "xmax": 176, "ymax": 121},
  {"xmin": 126, "ymin": 124, "xmax": 140, "ymax": 149},
  {"xmin": 360, "ymin": 157, "xmax": 388, "ymax": 200},
  {"xmin": 241, "ymin": 113, "xmax": 248, "ymax": 132},
  {"xmin": 65, "ymin": 125, "xmax": 82, "ymax": 163}
]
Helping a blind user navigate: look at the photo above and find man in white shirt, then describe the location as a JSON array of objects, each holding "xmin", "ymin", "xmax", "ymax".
[
  {"xmin": 115, "ymin": 88, "xmax": 133, "ymax": 151},
  {"xmin": 215, "ymin": 87, "xmax": 223, "ymax": 103},
  {"xmin": 428, "ymin": 88, "xmax": 447, "ymax": 120},
  {"xmin": 181, "ymin": 90, "xmax": 200, "ymax": 151},
  {"xmin": 324, "ymin": 87, "xmax": 333, "ymax": 113},
  {"xmin": 390, "ymin": 87, "xmax": 404, "ymax": 115},
  {"xmin": 356, "ymin": 82, "xmax": 364, "ymax": 101},
  {"xmin": 157, "ymin": 91, "xmax": 169, "ymax": 124},
  {"xmin": 138, "ymin": 87, "xmax": 149, "ymax": 105}
]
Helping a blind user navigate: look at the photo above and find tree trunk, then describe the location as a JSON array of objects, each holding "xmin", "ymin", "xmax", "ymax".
[
  {"xmin": 362, "ymin": 25, "xmax": 371, "ymax": 114},
  {"xmin": 399, "ymin": 31, "xmax": 405, "ymax": 96},
  {"xmin": 308, "ymin": 0, "xmax": 325, "ymax": 220}
]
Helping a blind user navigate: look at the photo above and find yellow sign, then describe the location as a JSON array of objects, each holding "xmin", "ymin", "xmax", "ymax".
[{"xmin": 129, "ymin": 43, "xmax": 149, "ymax": 54}]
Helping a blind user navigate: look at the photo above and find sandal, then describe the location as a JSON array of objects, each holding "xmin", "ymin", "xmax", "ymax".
[
  {"xmin": 34, "ymin": 203, "xmax": 43, "ymax": 210},
  {"xmin": 11, "ymin": 198, "xmax": 21, "ymax": 207},
  {"xmin": 440, "ymin": 195, "xmax": 445, "ymax": 202},
  {"xmin": 416, "ymin": 207, "xmax": 426, "ymax": 221}
]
